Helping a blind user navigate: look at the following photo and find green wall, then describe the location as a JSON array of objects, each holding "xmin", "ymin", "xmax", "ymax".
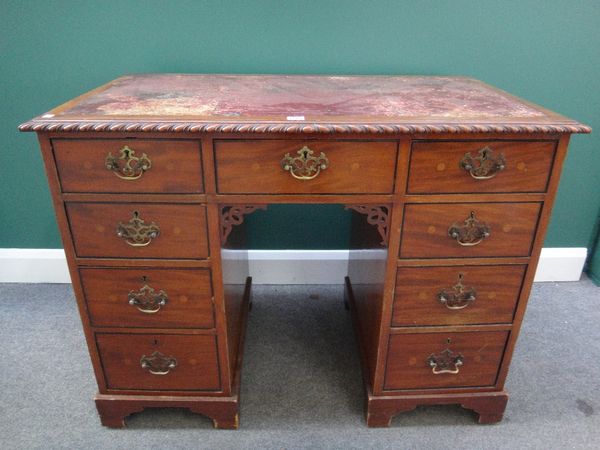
[{"xmin": 2, "ymin": 1, "xmax": 599, "ymax": 254}]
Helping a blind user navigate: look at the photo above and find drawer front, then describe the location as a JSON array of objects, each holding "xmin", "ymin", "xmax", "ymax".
[
  {"xmin": 407, "ymin": 140, "xmax": 556, "ymax": 194},
  {"xmin": 392, "ymin": 265, "xmax": 526, "ymax": 326},
  {"xmin": 384, "ymin": 331, "xmax": 509, "ymax": 390},
  {"xmin": 214, "ymin": 140, "xmax": 397, "ymax": 194},
  {"xmin": 81, "ymin": 268, "xmax": 214, "ymax": 328},
  {"xmin": 96, "ymin": 333, "xmax": 220, "ymax": 391},
  {"xmin": 66, "ymin": 203, "xmax": 209, "ymax": 259},
  {"xmin": 400, "ymin": 202, "xmax": 541, "ymax": 258},
  {"xmin": 53, "ymin": 139, "xmax": 203, "ymax": 193}
]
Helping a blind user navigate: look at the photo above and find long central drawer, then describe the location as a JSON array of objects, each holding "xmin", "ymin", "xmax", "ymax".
[{"xmin": 214, "ymin": 140, "xmax": 398, "ymax": 194}]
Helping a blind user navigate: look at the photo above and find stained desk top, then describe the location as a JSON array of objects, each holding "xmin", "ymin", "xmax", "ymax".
[{"xmin": 19, "ymin": 74, "xmax": 590, "ymax": 134}]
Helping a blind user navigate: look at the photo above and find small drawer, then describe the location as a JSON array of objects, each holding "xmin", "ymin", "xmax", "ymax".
[
  {"xmin": 407, "ymin": 140, "xmax": 556, "ymax": 194},
  {"xmin": 400, "ymin": 202, "xmax": 541, "ymax": 258},
  {"xmin": 392, "ymin": 265, "xmax": 526, "ymax": 326},
  {"xmin": 384, "ymin": 330, "xmax": 509, "ymax": 390},
  {"xmin": 96, "ymin": 333, "xmax": 220, "ymax": 391},
  {"xmin": 214, "ymin": 140, "xmax": 397, "ymax": 194},
  {"xmin": 66, "ymin": 202, "xmax": 209, "ymax": 259},
  {"xmin": 80, "ymin": 268, "xmax": 214, "ymax": 328},
  {"xmin": 53, "ymin": 139, "xmax": 203, "ymax": 193}
]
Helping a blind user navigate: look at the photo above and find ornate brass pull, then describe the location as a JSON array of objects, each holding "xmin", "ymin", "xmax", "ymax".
[
  {"xmin": 281, "ymin": 146, "xmax": 329, "ymax": 180},
  {"xmin": 460, "ymin": 147, "xmax": 505, "ymax": 180},
  {"xmin": 105, "ymin": 145, "xmax": 151, "ymax": 180},
  {"xmin": 140, "ymin": 351, "xmax": 177, "ymax": 375},
  {"xmin": 448, "ymin": 211, "xmax": 490, "ymax": 246},
  {"xmin": 128, "ymin": 283, "xmax": 168, "ymax": 314},
  {"xmin": 116, "ymin": 211, "xmax": 160, "ymax": 247},
  {"xmin": 427, "ymin": 349, "xmax": 464, "ymax": 375},
  {"xmin": 438, "ymin": 273, "xmax": 476, "ymax": 310}
]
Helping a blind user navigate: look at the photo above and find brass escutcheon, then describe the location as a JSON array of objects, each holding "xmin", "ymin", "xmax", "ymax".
[
  {"xmin": 140, "ymin": 351, "xmax": 177, "ymax": 375},
  {"xmin": 128, "ymin": 283, "xmax": 168, "ymax": 314},
  {"xmin": 281, "ymin": 146, "xmax": 329, "ymax": 180},
  {"xmin": 427, "ymin": 348, "xmax": 464, "ymax": 375},
  {"xmin": 460, "ymin": 146, "xmax": 506, "ymax": 180},
  {"xmin": 105, "ymin": 145, "xmax": 151, "ymax": 180},
  {"xmin": 437, "ymin": 273, "xmax": 477, "ymax": 310},
  {"xmin": 116, "ymin": 211, "xmax": 160, "ymax": 247},
  {"xmin": 448, "ymin": 211, "xmax": 490, "ymax": 246}
]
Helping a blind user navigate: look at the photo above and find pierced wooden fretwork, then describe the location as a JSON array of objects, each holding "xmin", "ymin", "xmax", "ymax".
[
  {"xmin": 221, "ymin": 205, "xmax": 267, "ymax": 245},
  {"xmin": 345, "ymin": 205, "xmax": 390, "ymax": 247}
]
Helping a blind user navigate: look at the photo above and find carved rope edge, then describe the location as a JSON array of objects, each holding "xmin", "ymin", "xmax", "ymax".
[{"xmin": 18, "ymin": 121, "xmax": 592, "ymax": 134}]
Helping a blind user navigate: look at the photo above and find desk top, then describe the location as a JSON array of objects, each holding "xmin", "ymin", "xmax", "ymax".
[{"xmin": 19, "ymin": 74, "xmax": 590, "ymax": 134}]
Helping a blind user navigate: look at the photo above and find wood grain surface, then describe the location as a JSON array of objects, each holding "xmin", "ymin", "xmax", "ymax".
[
  {"xmin": 392, "ymin": 265, "xmax": 526, "ymax": 326},
  {"xmin": 53, "ymin": 139, "xmax": 203, "ymax": 193},
  {"xmin": 66, "ymin": 202, "xmax": 209, "ymax": 259},
  {"xmin": 80, "ymin": 267, "xmax": 214, "ymax": 328},
  {"xmin": 384, "ymin": 330, "xmax": 509, "ymax": 390},
  {"xmin": 400, "ymin": 202, "xmax": 542, "ymax": 258},
  {"xmin": 215, "ymin": 140, "xmax": 397, "ymax": 194},
  {"xmin": 96, "ymin": 333, "xmax": 220, "ymax": 391},
  {"xmin": 407, "ymin": 140, "xmax": 556, "ymax": 194}
]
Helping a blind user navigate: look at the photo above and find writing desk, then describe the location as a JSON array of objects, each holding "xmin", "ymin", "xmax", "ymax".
[{"xmin": 20, "ymin": 74, "xmax": 590, "ymax": 428}]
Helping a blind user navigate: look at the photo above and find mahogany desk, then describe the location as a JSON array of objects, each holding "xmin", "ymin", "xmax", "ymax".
[{"xmin": 20, "ymin": 74, "xmax": 590, "ymax": 428}]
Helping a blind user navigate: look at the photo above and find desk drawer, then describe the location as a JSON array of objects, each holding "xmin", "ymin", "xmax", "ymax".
[
  {"xmin": 96, "ymin": 333, "xmax": 220, "ymax": 391},
  {"xmin": 214, "ymin": 140, "xmax": 397, "ymax": 194},
  {"xmin": 384, "ymin": 331, "xmax": 509, "ymax": 390},
  {"xmin": 66, "ymin": 203, "xmax": 209, "ymax": 259},
  {"xmin": 400, "ymin": 202, "xmax": 541, "ymax": 259},
  {"xmin": 392, "ymin": 265, "xmax": 526, "ymax": 326},
  {"xmin": 407, "ymin": 140, "xmax": 556, "ymax": 194},
  {"xmin": 53, "ymin": 139, "xmax": 203, "ymax": 193},
  {"xmin": 81, "ymin": 268, "xmax": 214, "ymax": 328}
]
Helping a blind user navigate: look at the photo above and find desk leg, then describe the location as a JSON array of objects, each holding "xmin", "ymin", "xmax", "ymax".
[
  {"xmin": 365, "ymin": 391, "xmax": 509, "ymax": 427},
  {"xmin": 95, "ymin": 394, "xmax": 240, "ymax": 429}
]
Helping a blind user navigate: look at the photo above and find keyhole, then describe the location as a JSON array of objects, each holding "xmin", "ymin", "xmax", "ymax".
[
  {"xmin": 447, "ymin": 338, "xmax": 452, "ymax": 344},
  {"xmin": 141, "ymin": 275, "xmax": 148, "ymax": 282},
  {"xmin": 153, "ymin": 339, "xmax": 159, "ymax": 346}
]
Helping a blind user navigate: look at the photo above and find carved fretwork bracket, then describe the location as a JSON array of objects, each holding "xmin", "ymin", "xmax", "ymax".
[
  {"xmin": 221, "ymin": 205, "xmax": 267, "ymax": 245},
  {"xmin": 345, "ymin": 205, "xmax": 390, "ymax": 247}
]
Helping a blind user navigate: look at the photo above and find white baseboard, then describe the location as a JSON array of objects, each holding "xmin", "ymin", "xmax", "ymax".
[
  {"xmin": 532, "ymin": 247, "xmax": 587, "ymax": 282},
  {"xmin": 0, "ymin": 249, "xmax": 71, "ymax": 283},
  {"xmin": 0, "ymin": 248, "xmax": 588, "ymax": 284}
]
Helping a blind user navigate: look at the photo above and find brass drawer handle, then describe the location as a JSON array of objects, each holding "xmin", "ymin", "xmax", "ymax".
[
  {"xmin": 448, "ymin": 211, "xmax": 490, "ymax": 246},
  {"xmin": 105, "ymin": 145, "xmax": 152, "ymax": 180},
  {"xmin": 128, "ymin": 283, "xmax": 168, "ymax": 314},
  {"xmin": 140, "ymin": 351, "xmax": 177, "ymax": 375},
  {"xmin": 116, "ymin": 210, "xmax": 160, "ymax": 247},
  {"xmin": 438, "ymin": 273, "xmax": 476, "ymax": 310},
  {"xmin": 427, "ymin": 349, "xmax": 464, "ymax": 375},
  {"xmin": 460, "ymin": 146, "xmax": 505, "ymax": 180},
  {"xmin": 281, "ymin": 146, "xmax": 329, "ymax": 180}
]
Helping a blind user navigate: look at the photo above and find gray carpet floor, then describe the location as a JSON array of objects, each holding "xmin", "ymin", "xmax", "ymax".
[{"xmin": 0, "ymin": 278, "xmax": 599, "ymax": 449}]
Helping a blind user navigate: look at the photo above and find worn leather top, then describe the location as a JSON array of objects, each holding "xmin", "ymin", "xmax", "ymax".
[{"xmin": 19, "ymin": 74, "xmax": 590, "ymax": 134}]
